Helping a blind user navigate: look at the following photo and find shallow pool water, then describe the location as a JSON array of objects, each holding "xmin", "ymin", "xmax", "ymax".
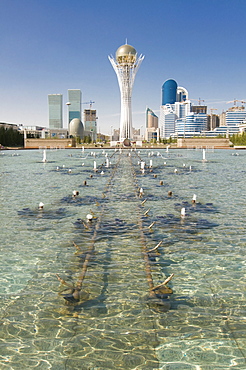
[{"xmin": 0, "ymin": 148, "xmax": 245, "ymax": 369}]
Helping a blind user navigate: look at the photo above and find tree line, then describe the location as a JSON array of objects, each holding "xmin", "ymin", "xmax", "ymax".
[
  {"xmin": 230, "ymin": 132, "xmax": 246, "ymax": 146},
  {"xmin": 0, "ymin": 126, "xmax": 24, "ymax": 147}
]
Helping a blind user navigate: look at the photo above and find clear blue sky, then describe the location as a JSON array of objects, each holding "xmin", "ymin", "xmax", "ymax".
[{"xmin": 0, "ymin": 0, "xmax": 246, "ymax": 134}]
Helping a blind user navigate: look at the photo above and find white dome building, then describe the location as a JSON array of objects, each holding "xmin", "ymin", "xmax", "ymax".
[{"xmin": 69, "ymin": 118, "xmax": 84, "ymax": 138}]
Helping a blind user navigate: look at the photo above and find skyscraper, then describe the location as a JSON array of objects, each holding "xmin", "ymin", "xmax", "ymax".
[
  {"xmin": 162, "ymin": 79, "xmax": 178, "ymax": 105},
  {"xmin": 109, "ymin": 43, "xmax": 144, "ymax": 142},
  {"xmin": 160, "ymin": 105, "xmax": 177, "ymax": 139},
  {"xmin": 145, "ymin": 108, "xmax": 159, "ymax": 142},
  {"xmin": 48, "ymin": 94, "xmax": 63, "ymax": 129},
  {"xmin": 208, "ymin": 114, "xmax": 219, "ymax": 130},
  {"xmin": 84, "ymin": 109, "xmax": 97, "ymax": 142},
  {"xmin": 160, "ymin": 79, "xmax": 192, "ymax": 138},
  {"xmin": 146, "ymin": 108, "xmax": 158, "ymax": 129},
  {"xmin": 68, "ymin": 89, "xmax": 81, "ymax": 123}
]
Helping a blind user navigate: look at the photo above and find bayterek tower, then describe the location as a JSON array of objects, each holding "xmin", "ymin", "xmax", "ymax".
[{"xmin": 109, "ymin": 43, "xmax": 144, "ymax": 143}]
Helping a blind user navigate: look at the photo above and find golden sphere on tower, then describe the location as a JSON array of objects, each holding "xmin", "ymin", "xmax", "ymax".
[{"xmin": 116, "ymin": 44, "xmax": 137, "ymax": 65}]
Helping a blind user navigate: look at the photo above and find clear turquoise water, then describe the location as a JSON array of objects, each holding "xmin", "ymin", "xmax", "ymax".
[{"xmin": 0, "ymin": 148, "xmax": 245, "ymax": 369}]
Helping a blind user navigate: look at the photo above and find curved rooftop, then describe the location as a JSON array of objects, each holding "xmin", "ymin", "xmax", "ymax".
[
  {"xmin": 162, "ymin": 79, "xmax": 178, "ymax": 105},
  {"xmin": 69, "ymin": 118, "xmax": 84, "ymax": 138}
]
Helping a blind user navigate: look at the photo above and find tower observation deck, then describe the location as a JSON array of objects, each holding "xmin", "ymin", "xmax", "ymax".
[{"xmin": 109, "ymin": 43, "xmax": 144, "ymax": 142}]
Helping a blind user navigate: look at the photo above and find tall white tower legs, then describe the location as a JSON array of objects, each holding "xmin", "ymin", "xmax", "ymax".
[
  {"xmin": 109, "ymin": 44, "xmax": 144, "ymax": 142},
  {"xmin": 119, "ymin": 66, "xmax": 133, "ymax": 140}
]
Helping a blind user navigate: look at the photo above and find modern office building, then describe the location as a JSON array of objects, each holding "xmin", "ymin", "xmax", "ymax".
[
  {"xmin": 162, "ymin": 80, "xmax": 189, "ymax": 106},
  {"xmin": 48, "ymin": 94, "xmax": 63, "ymax": 129},
  {"xmin": 176, "ymin": 86, "xmax": 188, "ymax": 102},
  {"xmin": 160, "ymin": 102, "xmax": 191, "ymax": 138},
  {"xmin": 174, "ymin": 101, "xmax": 191, "ymax": 119},
  {"xmin": 202, "ymin": 106, "xmax": 246, "ymax": 137},
  {"xmin": 0, "ymin": 122, "xmax": 19, "ymax": 130},
  {"xmin": 207, "ymin": 114, "xmax": 220, "ymax": 131},
  {"xmin": 192, "ymin": 105, "xmax": 207, "ymax": 114},
  {"xmin": 160, "ymin": 105, "xmax": 177, "ymax": 139},
  {"xmin": 112, "ymin": 129, "xmax": 120, "ymax": 141},
  {"xmin": 83, "ymin": 109, "xmax": 97, "ymax": 142},
  {"xmin": 145, "ymin": 128, "xmax": 159, "ymax": 142},
  {"xmin": 162, "ymin": 79, "xmax": 178, "ymax": 105},
  {"xmin": 68, "ymin": 89, "xmax": 81, "ymax": 124},
  {"xmin": 189, "ymin": 112, "xmax": 207, "ymax": 133},
  {"xmin": 19, "ymin": 124, "xmax": 69, "ymax": 140},
  {"xmin": 226, "ymin": 106, "xmax": 246, "ymax": 126},
  {"xmin": 220, "ymin": 111, "xmax": 226, "ymax": 126},
  {"xmin": 203, "ymin": 125, "xmax": 240, "ymax": 137},
  {"xmin": 145, "ymin": 108, "xmax": 159, "ymax": 141},
  {"xmin": 160, "ymin": 79, "xmax": 192, "ymax": 139},
  {"xmin": 146, "ymin": 108, "xmax": 158, "ymax": 129},
  {"xmin": 176, "ymin": 113, "xmax": 207, "ymax": 137},
  {"xmin": 109, "ymin": 43, "xmax": 144, "ymax": 142},
  {"xmin": 201, "ymin": 107, "xmax": 245, "ymax": 137}
]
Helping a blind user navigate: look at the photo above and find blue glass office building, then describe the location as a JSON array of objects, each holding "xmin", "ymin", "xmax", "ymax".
[{"xmin": 162, "ymin": 79, "xmax": 178, "ymax": 105}]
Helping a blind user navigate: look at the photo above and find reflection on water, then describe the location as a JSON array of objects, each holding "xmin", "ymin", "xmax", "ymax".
[{"xmin": 0, "ymin": 148, "xmax": 245, "ymax": 369}]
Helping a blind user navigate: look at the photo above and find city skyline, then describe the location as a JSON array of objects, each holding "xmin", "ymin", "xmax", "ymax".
[{"xmin": 1, "ymin": 0, "xmax": 246, "ymax": 134}]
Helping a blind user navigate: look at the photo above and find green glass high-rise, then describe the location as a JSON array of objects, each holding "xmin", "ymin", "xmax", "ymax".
[
  {"xmin": 68, "ymin": 89, "xmax": 81, "ymax": 124},
  {"xmin": 48, "ymin": 94, "xmax": 63, "ymax": 129}
]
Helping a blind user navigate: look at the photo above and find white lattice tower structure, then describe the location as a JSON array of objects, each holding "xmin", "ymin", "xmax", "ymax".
[{"xmin": 109, "ymin": 44, "xmax": 144, "ymax": 142}]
